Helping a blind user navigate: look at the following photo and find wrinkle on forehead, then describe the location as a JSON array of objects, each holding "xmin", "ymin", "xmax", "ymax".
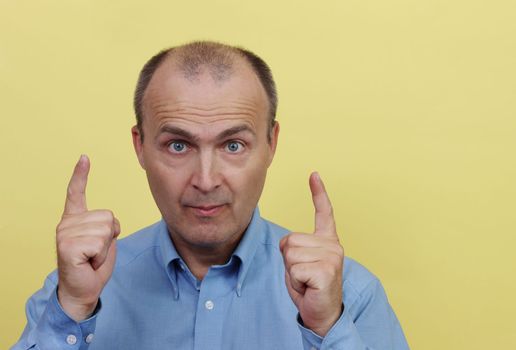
[
  {"xmin": 150, "ymin": 116, "xmax": 259, "ymax": 147},
  {"xmin": 151, "ymin": 100, "xmax": 260, "ymax": 120},
  {"xmin": 155, "ymin": 116, "xmax": 258, "ymax": 137},
  {"xmin": 147, "ymin": 99, "xmax": 262, "ymax": 135},
  {"xmin": 141, "ymin": 58, "xmax": 269, "ymax": 131},
  {"xmin": 143, "ymin": 60, "xmax": 268, "ymax": 115}
]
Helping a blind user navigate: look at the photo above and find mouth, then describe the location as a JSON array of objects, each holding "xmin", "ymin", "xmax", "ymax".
[{"xmin": 186, "ymin": 204, "xmax": 226, "ymax": 217}]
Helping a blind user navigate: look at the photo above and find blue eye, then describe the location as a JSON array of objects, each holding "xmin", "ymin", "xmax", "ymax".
[
  {"xmin": 226, "ymin": 141, "xmax": 242, "ymax": 153},
  {"xmin": 169, "ymin": 142, "xmax": 187, "ymax": 153}
]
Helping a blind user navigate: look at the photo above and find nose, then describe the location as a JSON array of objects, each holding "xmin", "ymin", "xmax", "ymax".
[{"xmin": 190, "ymin": 150, "xmax": 222, "ymax": 193}]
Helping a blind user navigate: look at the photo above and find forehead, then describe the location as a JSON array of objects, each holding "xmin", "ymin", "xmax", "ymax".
[{"xmin": 141, "ymin": 58, "xmax": 269, "ymax": 130}]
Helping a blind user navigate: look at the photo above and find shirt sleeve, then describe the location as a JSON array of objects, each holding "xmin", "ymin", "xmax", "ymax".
[
  {"xmin": 11, "ymin": 274, "xmax": 100, "ymax": 350},
  {"xmin": 297, "ymin": 278, "xmax": 410, "ymax": 350}
]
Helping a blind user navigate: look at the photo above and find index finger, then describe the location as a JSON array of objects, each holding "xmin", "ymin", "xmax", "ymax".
[
  {"xmin": 63, "ymin": 154, "xmax": 90, "ymax": 215},
  {"xmin": 310, "ymin": 172, "xmax": 337, "ymax": 236}
]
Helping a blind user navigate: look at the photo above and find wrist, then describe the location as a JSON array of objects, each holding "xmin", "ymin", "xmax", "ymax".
[
  {"xmin": 301, "ymin": 303, "xmax": 344, "ymax": 337},
  {"xmin": 57, "ymin": 287, "xmax": 99, "ymax": 322}
]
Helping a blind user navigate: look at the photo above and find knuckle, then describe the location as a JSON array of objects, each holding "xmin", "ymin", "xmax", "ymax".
[
  {"xmin": 80, "ymin": 221, "xmax": 112, "ymax": 236},
  {"xmin": 100, "ymin": 209, "xmax": 115, "ymax": 221},
  {"xmin": 56, "ymin": 237, "xmax": 67, "ymax": 250},
  {"xmin": 283, "ymin": 234, "xmax": 293, "ymax": 247},
  {"xmin": 285, "ymin": 233, "xmax": 299, "ymax": 246},
  {"xmin": 107, "ymin": 209, "xmax": 115, "ymax": 219},
  {"xmin": 290, "ymin": 264, "xmax": 304, "ymax": 279},
  {"xmin": 284, "ymin": 247, "xmax": 295, "ymax": 262},
  {"xmin": 330, "ymin": 255, "xmax": 343, "ymax": 269},
  {"xmin": 55, "ymin": 221, "xmax": 64, "ymax": 233},
  {"xmin": 89, "ymin": 238, "xmax": 104, "ymax": 253},
  {"xmin": 56, "ymin": 217, "xmax": 73, "ymax": 233},
  {"xmin": 91, "ymin": 209, "xmax": 112, "ymax": 222},
  {"xmin": 56, "ymin": 238, "xmax": 74, "ymax": 255},
  {"xmin": 334, "ymin": 244, "xmax": 344, "ymax": 258},
  {"xmin": 321, "ymin": 261, "xmax": 337, "ymax": 276},
  {"xmin": 56, "ymin": 224, "xmax": 70, "ymax": 241},
  {"xmin": 289, "ymin": 264, "xmax": 299, "ymax": 277},
  {"xmin": 99, "ymin": 222, "xmax": 114, "ymax": 236}
]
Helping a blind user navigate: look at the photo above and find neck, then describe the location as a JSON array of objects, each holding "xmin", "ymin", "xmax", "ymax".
[{"xmin": 169, "ymin": 232, "xmax": 243, "ymax": 280}]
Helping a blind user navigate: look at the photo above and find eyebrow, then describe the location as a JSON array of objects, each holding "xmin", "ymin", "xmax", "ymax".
[
  {"xmin": 217, "ymin": 124, "xmax": 256, "ymax": 139},
  {"xmin": 159, "ymin": 125, "xmax": 199, "ymax": 141},
  {"xmin": 158, "ymin": 124, "xmax": 256, "ymax": 141}
]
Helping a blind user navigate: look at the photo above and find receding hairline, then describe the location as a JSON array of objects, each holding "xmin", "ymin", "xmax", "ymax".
[
  {"xmin": 142, "ymin": 47, "xmax": 263, "ymax": 105},
  {"xmin": 134, "ymin": 41, "xmax": 278, "ymax": 142},
  {"xmin": 168, "ymin": 42, "xmax": 240, "ymax": 81}
]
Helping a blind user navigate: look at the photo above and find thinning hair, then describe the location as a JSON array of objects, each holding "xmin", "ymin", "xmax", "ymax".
[{"xmin": 133, "ymin": 41, "xmax": 278, "ymax": 142}]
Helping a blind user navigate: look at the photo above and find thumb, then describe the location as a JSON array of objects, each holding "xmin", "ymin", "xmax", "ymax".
[
  {"xmin": 63, "ymin": 154, "xmax": 90, "ymax": 215},
  {"xmin": 310, "ymin": 172, "xmax": 337, "ymax": 236}
]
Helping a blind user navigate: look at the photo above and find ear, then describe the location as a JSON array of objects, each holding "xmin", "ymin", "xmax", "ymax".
[
  {"xmin": 131, "ymin": 125, "xmax": 146, "ymax": 169},
  {"xmin": 267, "ymin": 121, "xmax": 280, "ymax": 167}
]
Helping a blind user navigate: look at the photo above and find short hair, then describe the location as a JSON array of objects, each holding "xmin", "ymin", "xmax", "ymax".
[{"xmin": 133, "ymin": 41, "xmax": 278, "ymax": 142}]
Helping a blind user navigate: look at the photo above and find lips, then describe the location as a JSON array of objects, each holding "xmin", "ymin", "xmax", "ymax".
[{"xmin": 187, "ymin": 204, "xmax": 226, "ymax": 217}]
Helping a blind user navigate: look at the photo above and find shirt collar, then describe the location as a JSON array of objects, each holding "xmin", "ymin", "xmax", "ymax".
[
  {"xmin": 158, "ymin": 219, "xmax": 181, "ymax": 299},
  {"xmin": 232, "ymin": 207, "xmax": 264, "ymax": 296},
  {"xmin": 157, "ymin": 207, "xmax": 264, "ymax": 298}
]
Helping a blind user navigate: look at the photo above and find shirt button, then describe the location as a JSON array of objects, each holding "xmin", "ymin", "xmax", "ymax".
[
  {"xmin": 66, "ymin": 334, "xmax": 77, "ymax": 345},
  {"xmin": 85, "ymin": 333, "xmax": 94, "ymax": 344},
  {"xmin": 205, "ymin": 300, "xmax": 214, "ymax": 310}
]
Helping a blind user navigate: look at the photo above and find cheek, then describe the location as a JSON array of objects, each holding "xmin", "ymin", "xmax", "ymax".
[
  {"xmin": 228, "ymin": 156, "xmax": 269, "ymax": 198},
  {"xmin": 145, "ymin": 159, "xmax": 189, "ymax": 204}
]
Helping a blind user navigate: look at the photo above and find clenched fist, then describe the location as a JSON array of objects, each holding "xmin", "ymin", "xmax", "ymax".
[
  {"xmin": 280, "ymin": 172, "xmax": 344, "ymax": 337},
  {"xmin": 56, "ymin": 155, "xmax": 120, "ymax": 321}
]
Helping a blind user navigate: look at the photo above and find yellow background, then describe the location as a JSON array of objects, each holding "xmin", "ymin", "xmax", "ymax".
[{"xmin": 1, "ymin": 0, "xmax": 515, "ymax": 348}]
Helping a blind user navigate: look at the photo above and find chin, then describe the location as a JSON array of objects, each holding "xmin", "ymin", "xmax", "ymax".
[
  {"xmin": 173, "ymin": 220, "xmax": 240, "ymax": 248},
  {"xmin": 163, "ymin": 205, "xmax": 252, "ymax": 249}
]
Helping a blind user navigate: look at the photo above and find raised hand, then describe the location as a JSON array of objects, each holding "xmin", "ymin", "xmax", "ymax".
[
  {"xmin": 280, "ymin": 172, "xmax": 344, "ymax": 337},
  {"xmin": 56, "ymin": 155, "xmax": 120, "ymax": 321}
]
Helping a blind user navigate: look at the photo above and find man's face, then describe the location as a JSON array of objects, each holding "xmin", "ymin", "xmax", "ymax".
[{"xmin": 132, "ymin": 59, "xmax": 279, "ymax": 250}]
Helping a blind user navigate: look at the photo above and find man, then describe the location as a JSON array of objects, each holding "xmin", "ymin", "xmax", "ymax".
[{"xmin": 13, "ymin": 41, "xmax": 409, "ymax": 349}]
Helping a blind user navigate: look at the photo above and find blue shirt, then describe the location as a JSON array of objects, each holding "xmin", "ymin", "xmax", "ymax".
[{"xmin": 13, "ymin": 208, "xmax": 409, "ymax": 350}]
